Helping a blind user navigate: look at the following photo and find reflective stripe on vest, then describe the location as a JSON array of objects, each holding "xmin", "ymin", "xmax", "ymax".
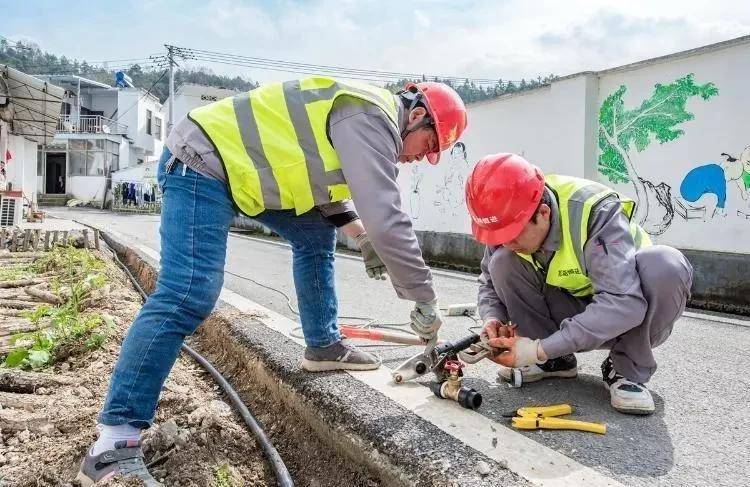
[
  {"xmin": 518, "ymin": 175, "xmax": 652, "ymax": 297},
  {"xmin": 189, "ymin": 76, "xmax": 399, "ymax": 216}
]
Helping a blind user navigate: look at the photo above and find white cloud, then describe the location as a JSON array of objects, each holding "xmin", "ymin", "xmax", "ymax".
[{"xmin": 5, "ymin": 0, "xmax": 749, "ymax": 85}]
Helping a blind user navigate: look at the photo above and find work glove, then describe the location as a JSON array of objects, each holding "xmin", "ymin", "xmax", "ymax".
[
  {"xmin": 480, "ymin": 318, "xmax": 517, "ymax": 342},
  {"xmin": 410, "ymin": 299, "xmax": 443, "ymax": 342},
  {"xmin": 486, "ymin": 336, "xmax": 543, "ymax": 368},
  {"xmin": 354, "ymin": 233, "xmax": 387, "ymax": 280}
]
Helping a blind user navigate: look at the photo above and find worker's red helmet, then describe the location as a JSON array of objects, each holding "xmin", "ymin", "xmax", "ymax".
[
  {"xmin": 465, "ymin": 153, "xmax": 545, "ymax": 245},
  {"xmin": 404, "ymin": 82, "xmax": 467, "ymax": 164}
]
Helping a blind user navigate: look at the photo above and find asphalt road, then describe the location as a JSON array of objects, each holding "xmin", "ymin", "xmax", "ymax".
[{"xmin": 49, "ymin": 207, "xmax": 750, "ymax": 487}]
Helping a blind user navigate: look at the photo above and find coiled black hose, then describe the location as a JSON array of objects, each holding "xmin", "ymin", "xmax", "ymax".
[{"xmin": 110, "ymin": 247, "xmax": 294, "ymax": 487}]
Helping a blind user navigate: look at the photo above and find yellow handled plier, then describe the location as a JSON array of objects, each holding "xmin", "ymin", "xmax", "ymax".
[{"xmin": 505, "ymin": 404, "xmax": 606, "ymax": 435}]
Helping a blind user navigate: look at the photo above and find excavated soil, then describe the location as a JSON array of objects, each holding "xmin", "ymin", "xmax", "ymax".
[{"xmin": 0, "ymin": 242, "xmax": 380, "ymax": 486}]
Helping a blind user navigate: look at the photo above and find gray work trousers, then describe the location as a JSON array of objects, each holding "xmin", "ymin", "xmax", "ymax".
[{"xmin": 487, "ymin": 245, "xmax": 693, "ymax": 383}]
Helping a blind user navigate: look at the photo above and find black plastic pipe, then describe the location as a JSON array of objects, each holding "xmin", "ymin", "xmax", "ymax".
[{"xmin": 110, "ymin": 247, "xmax": 294, "ymax": 486}]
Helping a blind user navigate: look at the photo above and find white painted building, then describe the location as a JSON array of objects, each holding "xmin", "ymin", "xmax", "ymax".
[
  {"xmin": 0, "ymin": 65, "xmax": 64, "ymax": 225},
  {"xmin": 161, "ymin": 83, "xmax": 237, "ymax": 134},
  {"xmin": 32, "ymin": 75, "xmax": 164, "ymax": 204},
  {"xmin": 399, "ymin": 34, "xmax": 750, "ymax": 256}
]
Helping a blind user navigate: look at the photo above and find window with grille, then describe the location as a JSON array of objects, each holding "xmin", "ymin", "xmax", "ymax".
[
  {"xmin": 0, "ymin": 197, "xmax": 18, "ymax": 227},
  {"xmin": 146, "ymin": 109, "xmax": 153, "ymax": 135}
]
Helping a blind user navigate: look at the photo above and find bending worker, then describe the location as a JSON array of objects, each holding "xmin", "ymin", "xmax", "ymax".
[
  {"xmin": 465, "ymin": 153, "xmax": 693, "ymax": 415},
  {"xmin": 77, "ymin": 78, "xmax": 466, "ymax": 485}
]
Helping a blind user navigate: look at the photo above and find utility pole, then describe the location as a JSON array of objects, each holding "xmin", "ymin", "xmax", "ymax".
[{"xmin": 167, "ymin": 45, "xmax": 175, "ymax": 136}]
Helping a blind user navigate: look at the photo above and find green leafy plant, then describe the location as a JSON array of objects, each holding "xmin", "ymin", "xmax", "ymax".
[
  {"xmin": 598, "ymin": 74, "xmax": 718, "ymax": 226},
  {"xmin": 0, "ymin": 264, "xmax": 34, "ymax": 281},
  {"xmin": 214, "ymin": 463, "xmax": 234, "ymax": 487},
  {"xmin": 2, "ymin": 247, "xmax": 114, "ymax": 370}
]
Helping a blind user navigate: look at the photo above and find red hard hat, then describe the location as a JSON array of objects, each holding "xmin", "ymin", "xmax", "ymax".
[
  {"xmin": 404, "ymin": 82, "xmax": 467, "ymax": 164},
  {"xmin": 465, "ymin": 153, "xmax": 545, "ymax": 245}
]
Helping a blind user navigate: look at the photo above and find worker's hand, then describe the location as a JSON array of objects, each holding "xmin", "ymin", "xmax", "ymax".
[
  {"xmin": 354, "ymin": 233, "xmax": 387, "ymax": 280},
  {"xmin": 480, "ymin": 319, "xmax": 517, "ymax": 342},
  {"xmin": 410, "ymin": 299, "xmax": 443, "ymax": 342},
  {"xmin": 487, "ymin": 336, "xmax": 543, "ymax": 367}
]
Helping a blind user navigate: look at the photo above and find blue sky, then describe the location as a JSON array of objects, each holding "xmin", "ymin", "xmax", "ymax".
[{"xmin": 4, "ymin": 0, "xmax": 749, "ymax": 85}]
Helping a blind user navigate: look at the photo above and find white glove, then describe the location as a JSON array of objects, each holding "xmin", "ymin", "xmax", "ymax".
[
  {"xmin": 513, "ymin": 337, "xmax": 544, "ymax": 367},
  {"xmin": 488, "ymin": 336, "xmax": 544, "ymax": 367},
  {"xmin": 354, "ymin": 233, "xmax": 387, "ymax": 280},
  {"xmin": 410, "ymin": 299, "xmax": 443, "ymax": 341}
]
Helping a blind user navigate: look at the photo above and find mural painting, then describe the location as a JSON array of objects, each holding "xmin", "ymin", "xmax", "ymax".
[
  {"xmin": 408, "ymin": 165, "xmax": 424, "ymax": 220},
  {"xmin": 598, "ymin": 74, "xmax": 719, "ymax": 235},
  {"xmin": 433, "ymin": 142, "xmax": 469, "ymax": 215},
  {"xmin": 676, "ymin": 147, "xmax": 750, "ymax": 219}
]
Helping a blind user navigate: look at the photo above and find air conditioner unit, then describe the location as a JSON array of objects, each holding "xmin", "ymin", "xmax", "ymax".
[{"xmin": 0, "ymin": 193, "xmax": 22, "ymax": 227}]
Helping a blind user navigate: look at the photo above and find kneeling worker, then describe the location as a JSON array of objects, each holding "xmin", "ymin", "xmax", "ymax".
[{"xmin": 465, "ymin": 153, "xmax": 693, "ymax": 415}]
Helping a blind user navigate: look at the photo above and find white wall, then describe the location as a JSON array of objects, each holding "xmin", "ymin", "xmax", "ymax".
[
  {"xmin": 117, "ymin": 89, "xmax": 164, "ymax": 161},
  {"xmin": 162, "ymin": 84, "xmax": 237, "ymax": 129},
  {"xmin": 67, "ymin": 176, "xmax": 106, "ymax": 202},
  {"xmin": 89, "ymin": 90, "xmax": 118, "ymax": 118},
  {"xmin": 5, "ymin": 135, "xmax": 38, "ymax": 201},
  {"xmin": 397, "ymin": 74, "xmax": 594, "ymax": 234},
  {"xmin": 112, "ymin": 160, "xmax": 157, "ymax": 183},
  {"xmin": 595, "ymin": 42, "xmax": 750, "ymax": 254},
  {"xmin": 395, "ymin": 38, "xmax": 750, "ymax": 255}
]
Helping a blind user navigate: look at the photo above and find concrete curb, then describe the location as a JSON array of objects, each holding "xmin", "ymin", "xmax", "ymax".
[{"xmin": 100, "ymin": 231, "xmax": 528, "ymax": 487}]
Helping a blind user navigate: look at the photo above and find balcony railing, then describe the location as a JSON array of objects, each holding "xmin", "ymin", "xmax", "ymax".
[{"xmin": 57, "ymin": 115, "xmax": 128, "ymax": 135}]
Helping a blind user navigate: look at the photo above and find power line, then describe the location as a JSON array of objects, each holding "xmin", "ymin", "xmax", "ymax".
[
  {"xmin": 181, "ymin": 46, "xmax": 506, "ymax": 83},
  {"xmin": 185, "ymin": 52, "xmax": 504, "ymax": 86},
  {"xmin": 169, "ymin": 44, "xmax": 530, "ymax": 86}
]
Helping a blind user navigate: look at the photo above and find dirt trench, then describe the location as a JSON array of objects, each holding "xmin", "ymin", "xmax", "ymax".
[{"xmin": 0, "ymin": 238, "xmax": 381, "ymax": 486}]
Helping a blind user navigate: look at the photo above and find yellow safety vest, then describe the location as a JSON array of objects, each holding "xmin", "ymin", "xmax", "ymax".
[
  {"xmin": 189, "ymin": 77, "xmax": 399, "ymax": 216},
  {"xmin": 517, "ymin": 174, "xmax": 652, "ymax": 297}
]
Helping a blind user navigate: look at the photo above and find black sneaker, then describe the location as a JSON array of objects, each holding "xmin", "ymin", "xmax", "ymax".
[
  {"xmin": 497, "ymin": 354, "xmax": 578, "ymax": 383},
  {"xmin": 601, "ymin": 356, "xmax": 655, "ymax": 415}
]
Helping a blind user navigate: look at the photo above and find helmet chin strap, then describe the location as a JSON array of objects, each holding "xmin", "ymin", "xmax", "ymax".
[{"xmin": 399, "ymin": 90, "xmax": 434, "ymax": 140}]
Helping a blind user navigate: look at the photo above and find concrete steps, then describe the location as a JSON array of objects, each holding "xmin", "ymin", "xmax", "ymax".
[{"xmin": 37, "ymin": 194, "xmax": 70, "ymax": 207}]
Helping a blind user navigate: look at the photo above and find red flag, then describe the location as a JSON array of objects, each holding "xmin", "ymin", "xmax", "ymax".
[{"xmin": 5, "ymin": 150, "xmax": 11, "ymax": 161}]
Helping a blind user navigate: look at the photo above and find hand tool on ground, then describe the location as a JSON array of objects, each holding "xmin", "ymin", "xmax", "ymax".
[{"xmin": 503, "ymin": 404, "xmax": 606, "ymax": 435}]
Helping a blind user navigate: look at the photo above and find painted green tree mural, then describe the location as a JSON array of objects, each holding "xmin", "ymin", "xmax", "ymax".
[{"xmin": 598, "ymin": 74, "xmax": 718, "ymax": 234}]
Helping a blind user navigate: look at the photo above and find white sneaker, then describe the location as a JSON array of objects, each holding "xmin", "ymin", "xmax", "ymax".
[
  {"xmin": 601, "ymin": 357, "xmax": 655, "ymax": 415},
  {"xmin": 497, "ymin": 354, "xmax": 578, "ymax": 384}
]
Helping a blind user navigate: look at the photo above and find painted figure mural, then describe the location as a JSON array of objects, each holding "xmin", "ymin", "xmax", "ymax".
[
  {"xmin": 598, "ymin": 74, "xmax": 719, "ymax": 235},
  {"xmin": 676, "ymin": 146, "xmax": 750, "ymax": 218},
  {"xmin": 408, "ymin": 165, "xmax": 424, "ymax": 220},
  {"xmin": 434, "ymin": 142, "xmax": 469, "ymax": 215}
]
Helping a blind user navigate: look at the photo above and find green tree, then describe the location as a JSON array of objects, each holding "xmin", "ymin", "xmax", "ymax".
[{"xmin": 598, "ymin": 74, "xmax": 718, "ymax": 224}]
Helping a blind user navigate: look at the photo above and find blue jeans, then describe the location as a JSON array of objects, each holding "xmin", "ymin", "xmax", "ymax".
[{"xmin": 99, "ymin": 148, "xmax": 340, "ymax": 428}]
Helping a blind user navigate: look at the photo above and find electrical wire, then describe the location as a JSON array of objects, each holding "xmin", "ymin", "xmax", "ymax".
[
  {"xmin": 222, "ymin": 268, "xmax": 480, "ymax": 348},
  {"xmin": 186, "ymin": 53, "xmax": 508, "ymax": 86},
  {"xmin": 169, "ymin": 44, "xmax": 542, "ymax": 87},
  {"xmin": 179, "ymin": 46, "xmax": 508, "ymax": 83},
  {"xmin": 109, "ymin": 245, "xmax": 294, "ymax": 487},
  {"xmin": 223, "ymin": 269, "xmax": 414, "ymax": 348}
]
